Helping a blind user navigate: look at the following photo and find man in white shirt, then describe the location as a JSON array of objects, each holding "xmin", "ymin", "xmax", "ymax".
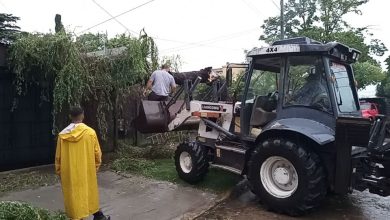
[{"xmin": 146, "ymin": 64, "xmax": 177, "ymax": 101}]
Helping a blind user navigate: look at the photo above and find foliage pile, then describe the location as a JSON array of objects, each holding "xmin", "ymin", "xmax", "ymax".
[
  {"xmin": 0, "ymin": 201, "xmax": 67, "ymax": 220},
  {"xmin": 9, "ymin": 30, "xmax": 158, "ymax": 138},
  {"xmin": 260, "ymin": 0, "xmax": 387, "ymax": 90},
  {"xmin": 110, "ymin": 141, "xmax": 238, "ymax": 192},
  {"xmin": 115, "ymin": 140, "xmax": 176, "ymax": 160},
  {"xmin": 0, "ymin": 170, "xmax": 58, "ymax": 194}
]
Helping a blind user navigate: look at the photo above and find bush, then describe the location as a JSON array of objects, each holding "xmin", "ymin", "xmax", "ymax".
[
  {"xmin": 111, "ymin": 158, "xmax": 156, "ymax": 173},
  {"xmin": 0, "ymin": 201, "xmax": 67, "ymax": 220}
]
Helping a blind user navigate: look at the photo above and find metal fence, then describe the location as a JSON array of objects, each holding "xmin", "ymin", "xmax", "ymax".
[{"xmin": 0, "ymin": 70, "xmax": 54, "ymax": 171}]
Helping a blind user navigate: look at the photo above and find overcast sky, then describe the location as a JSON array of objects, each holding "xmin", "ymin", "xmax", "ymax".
[{"xmin": 1, "ymin": 0, "xmax": 388, "ymax": 96}]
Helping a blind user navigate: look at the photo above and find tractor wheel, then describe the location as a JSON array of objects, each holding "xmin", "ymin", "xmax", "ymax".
[
  {"xmin": 174, "ymin": 141, "xmax": 209, "ymax": 184},
  {"xmin": 248, "ymin": 138, "xmax": 326, "ymax": 216}
]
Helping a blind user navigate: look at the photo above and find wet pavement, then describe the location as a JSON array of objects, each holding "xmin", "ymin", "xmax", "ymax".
[
  {"xmin": 0, "ymin": 171, "xmax": 218, "ymax": 220},
  {"xmin": 197, "ymin": 180, "xmax": 390, "ymax": 220}
]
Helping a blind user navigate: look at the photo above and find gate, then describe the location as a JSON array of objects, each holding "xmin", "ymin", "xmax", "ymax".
[{"xmin": 0, "ymin": 69, "xmax": 54, "ymax": 171}]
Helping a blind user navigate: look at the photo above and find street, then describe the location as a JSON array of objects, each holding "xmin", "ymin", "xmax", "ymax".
[{"xmin": 197, "ymin": 180, "xmax": 390, "ymax": 220}]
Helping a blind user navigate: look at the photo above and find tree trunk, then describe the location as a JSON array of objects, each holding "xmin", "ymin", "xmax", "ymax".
[{"xmin": 171, "ymin": 67, "xmax": 213, "ymax": 86}]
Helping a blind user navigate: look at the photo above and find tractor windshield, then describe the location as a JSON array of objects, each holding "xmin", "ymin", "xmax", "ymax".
[{"xmin": 284, "ymin": 56, "xmax": 331, "ymax": 113}]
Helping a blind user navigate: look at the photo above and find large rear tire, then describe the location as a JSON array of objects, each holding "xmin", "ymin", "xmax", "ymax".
[
  {"xmin": 248, "ymin": 138, "xmax": 326, "ymax": 216},
  {"xmin": 174, "ymin": 141, "xmax": 209, "ymax": 184}
]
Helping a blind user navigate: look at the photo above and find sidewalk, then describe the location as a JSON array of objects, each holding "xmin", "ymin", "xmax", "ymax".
[{"xmin": 0, "ymin": 171, "xmax": 218, "ymax": 220}]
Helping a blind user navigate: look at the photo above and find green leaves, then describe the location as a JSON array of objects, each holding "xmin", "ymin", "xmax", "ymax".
[
  {"xmin": 0, "ymin": 13, "xmax": 21, "ymax": 43},
  {"xmin": 353, "ymin": 61, "xmax": 385, "ymax": 90},
  {"xmin": 9, "ymin": 31, "xmax": 158, "ymax": 139},
  {"xmin": 376, "ymin": 55, "xmax": 390, "ymax": 97},
  {"xmin": 0, "ymin": 201, "xmax": 67, "ymax": 220},
  {"xmin": 259, "ymin": 0, "xmax": 388, "ymax": 91}
]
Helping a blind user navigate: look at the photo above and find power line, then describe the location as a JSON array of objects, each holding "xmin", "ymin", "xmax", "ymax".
[
  {"xmin": 270, "ymin": 0, "xmax": 280, "ymax": 10},
  {"xmin": 240, "ymin": 0, "xmax": 264, "ymax": 17},
  {"xmin": 91, "ymin": 0, "xmax": 139, "ymax": 35},
  {"xmin": 88, "ymin": 0, "xmax": 203, "ymax": 46},
  {"xmin": 161, "ymin": 28, "xmax": 256, "ymax": 52},
  {"xmin": 160, "ymin": 28, "xmax": 258, "ymax": 53},
  {"xmin": 79, "ymin": 0, "xmax": 157, "ymax": 34},
  {"xmin": 88, "ymin": 0, "xmax": 216, "ymax": 46},
  {"xmin": 87, "ymin": 1, "xmax": 256, "ymax": 52},
  {"xmin": 81, "ymin": 0, "xmax": 256, "ymax": 54},
  {"xmin": 0, "ymin": 0, "xmax": 9, "ymax": 11}
]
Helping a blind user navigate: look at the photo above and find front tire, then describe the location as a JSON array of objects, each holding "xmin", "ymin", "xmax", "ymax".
[
  {"xmin": 174, "ymin": 142, "xmax": 209, "ymax": 184},
  {"xmin": 248, "ymin": 138, "xmax": 326, "ymax": 216}
]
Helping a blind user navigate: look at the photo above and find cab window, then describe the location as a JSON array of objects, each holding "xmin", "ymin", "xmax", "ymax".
[{"xmin": 284, "ymin": 56, "xmax": 331, "ymax": 113}]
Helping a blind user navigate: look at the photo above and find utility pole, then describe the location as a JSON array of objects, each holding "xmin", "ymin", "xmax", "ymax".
[{"xmin": 280, "ymin": 0, "xmax": 284, "ymax": 39}]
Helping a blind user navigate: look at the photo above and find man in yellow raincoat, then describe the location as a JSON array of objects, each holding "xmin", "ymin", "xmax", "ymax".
[{"xmin": 55, "ymin": 106, "xmax": 110, "ymax": 220}]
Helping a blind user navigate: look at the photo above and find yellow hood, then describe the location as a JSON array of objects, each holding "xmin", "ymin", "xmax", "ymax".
[{"xmin": 59, "ymin": 123, "xmax": 89, "ymax": 142}]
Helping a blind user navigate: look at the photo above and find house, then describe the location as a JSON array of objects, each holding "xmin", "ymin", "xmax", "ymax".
[{"xmin": 213, "ymin": 62, "xmax": 248, "ymax": 81}]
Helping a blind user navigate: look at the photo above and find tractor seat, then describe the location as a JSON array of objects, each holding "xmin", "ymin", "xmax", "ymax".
[
  {"xmin": 250, "ymin": 96, "xmax": 276, "ymax": 127},
  {"xmin": 250, "ymin": 107, "xmax": 276, "ymax": 127}
]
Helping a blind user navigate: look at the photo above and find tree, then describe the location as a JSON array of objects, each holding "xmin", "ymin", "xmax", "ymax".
[
  {"xmin": 161, "ymin": 54, "xmax": 183, "ymax": 72},
  {"xmin": 260, "ymin": 0, "xmax": 387, "ymax": 89},
  {"xmin": 9, "ymin": 30, "xmax": 158, "ymax": 143},
  {"xmin": 76, "ymin": 33, "xmax": 107, "ymax": 52},
  {"xmin": 54, "ymin": 14, "xmax": 64, "ymax": 33},
  {"xmin": 376, "ymin": 56, "xmax": 390, "ymax": 97},
  {"xmin": 261, "ymin": 0, "xmax": 370, "ymax": 43},
  {"xmin": 0, "ymin": 13, "xmax": 21, "ymax": 43}
]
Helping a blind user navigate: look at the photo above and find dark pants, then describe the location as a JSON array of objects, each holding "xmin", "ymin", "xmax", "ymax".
[
  {"xmin": 148, "ymin": 91, "xmax": 168, "ymax": 101},
  {"xmin": 93, "ymin": 210, "xmax": 108, "ymax": 220}
]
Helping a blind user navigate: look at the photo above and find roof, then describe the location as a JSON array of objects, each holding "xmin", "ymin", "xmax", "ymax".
[{"xmin": 248, "ymin": 37, "xmax": 361, "ymax": 64}]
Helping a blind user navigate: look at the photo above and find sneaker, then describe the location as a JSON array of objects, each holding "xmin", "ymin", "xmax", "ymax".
[{"xmin": 93, "ymin": 215, "xmax": 110, "ymax": 220}]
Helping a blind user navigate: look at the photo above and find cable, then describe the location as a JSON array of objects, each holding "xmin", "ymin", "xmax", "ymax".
[
  {"xmin": 78, "ymin": 0, "xmax": 157, "ymax": 34},
  {"xmin": 160, "ymin": 28, "xmax": 258, "ymax": 53},
  {"xmin": 161, "ymin": 28, "xmax": 257, "ymax": 50},
  {"xmin": 91, "ymin": 0, "xmax": 139, "ymax": 35},
  {"xmin": 89, "ymin": 0, "xmax": 227, "ymax": 48},
  {"xmin": 240, "ymin": 0, "xmax": 265, "ymax": 17},
  {"xmin": 270, "ymin": 0, "xmax": 281, "ymax": 10},
  {"xmin": 82, "ymin": 0, "xmax": 256, "ymax": 53},
  {"xmin": 0, "ymin": 0, "xmax": 9, "ymax": 10}
]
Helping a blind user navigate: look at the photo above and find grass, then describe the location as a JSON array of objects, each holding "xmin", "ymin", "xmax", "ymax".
[
  {"xmin": 0, "ymin": 201, "xmax": 68, "ymax": 220},
  {"xmin": 111, "ymin": 157, "xmax": 240, "ymax": 193},
  {"xmin": 111, "ymin": 141, "xmax": 240, "ymax": 192}
]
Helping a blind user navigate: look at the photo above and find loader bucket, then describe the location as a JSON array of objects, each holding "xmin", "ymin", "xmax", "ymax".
[{"xmin": 134, "ymin": 100, "xmax": 170, "ymax": 133}]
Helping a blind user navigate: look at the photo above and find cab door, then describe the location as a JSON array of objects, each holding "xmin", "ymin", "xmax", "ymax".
[{"xmin": 240, "ymin": 57, "xmax": 282, "ymax": 137}]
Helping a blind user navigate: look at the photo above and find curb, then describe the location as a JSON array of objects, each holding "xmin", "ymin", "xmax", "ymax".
[
  {"xmin": 111, "ymin": 170, "xmax": 235, "ymax": 220},
  {"xmin": 179, "ymin": 178, "xmax": 251, "ymax": 220},
  {"xmin": 178, "ymin": 188, "xmax": 233, "ymax": 220},
  {"xmin": 0, "ymin": 164, "xmax": 54, "ymax": 175}
]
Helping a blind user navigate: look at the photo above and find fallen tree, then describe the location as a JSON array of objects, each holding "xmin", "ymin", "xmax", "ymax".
[{"xmin": 170, "ymin": 67, "xmax": 215, "ymax": 86}]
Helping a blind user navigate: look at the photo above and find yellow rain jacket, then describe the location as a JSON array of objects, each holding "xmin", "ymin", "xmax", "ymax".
[{"xmin": 55, "ymin": 123, "xmax": 102, "ymax": 219}]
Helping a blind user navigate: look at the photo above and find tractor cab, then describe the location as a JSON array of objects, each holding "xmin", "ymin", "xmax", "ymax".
[{"xmin": 237, "ymin": 37, "xmax": 362, "ymax": 139}]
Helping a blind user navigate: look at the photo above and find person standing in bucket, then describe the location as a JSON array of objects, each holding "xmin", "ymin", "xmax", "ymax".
[
  {"xmin": 55, "ymin": 106, "xmax": 110, "ymax": 220},
  {"xmin": 146, "ymin": 63, "xmax": 177, "ymax": 101}
]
